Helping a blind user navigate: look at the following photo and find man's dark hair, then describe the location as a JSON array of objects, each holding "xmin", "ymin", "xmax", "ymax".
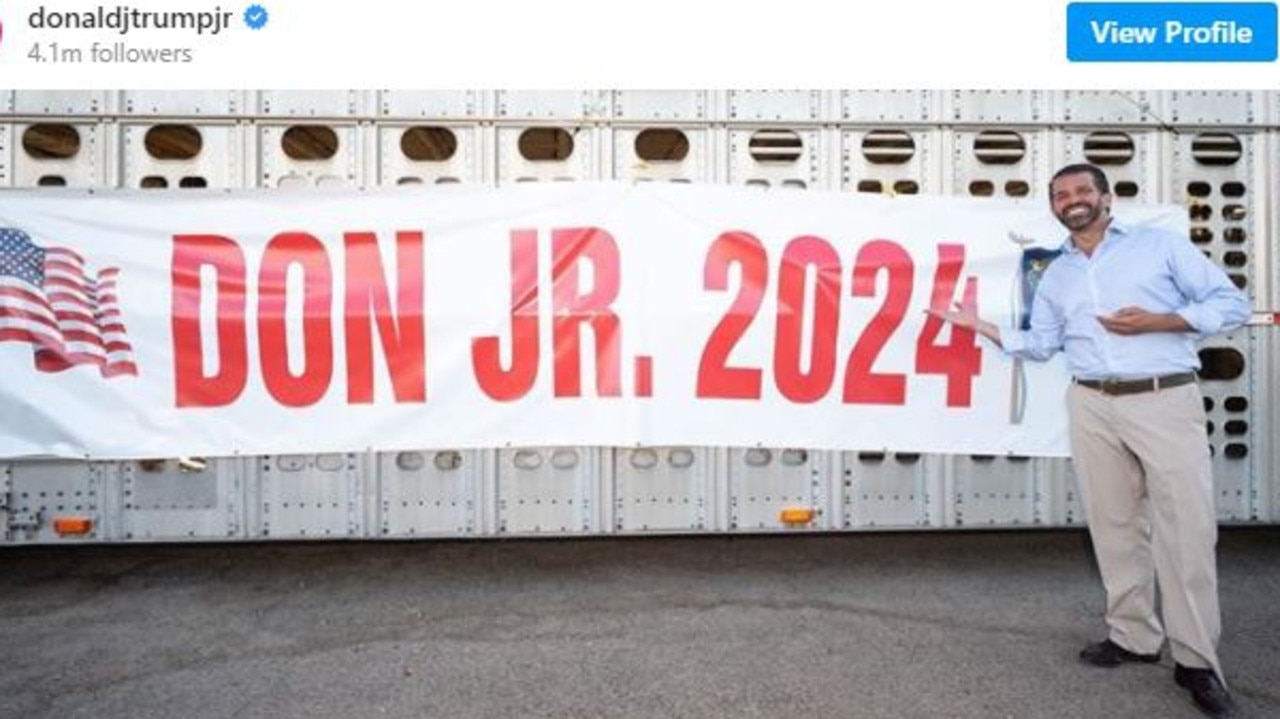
[{"xmin": 1049, "ymin": 163, "xmax": 1110, "ymax": 196}]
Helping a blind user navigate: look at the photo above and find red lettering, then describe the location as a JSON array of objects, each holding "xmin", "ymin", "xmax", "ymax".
[
  {"xmin": 844, "ymin": 240, "xmax": 913, "ymax": 405},
  {"xmin": 172, "ymin": 234, "xmax": 248, "ymax": 408},
  {"xmin": 552, "ymin": 228, "xmax": 622, "ymax": 397},
  {"xmin": 634, "ymin": 356, "xmax": 653, "ymax": 398},
  {"xmin": 472, "ymin": 230, "xmax": 540, "ymax": 401},
  {"xmin": 774, "ymin": 236, "xmax": 841, "ymax": 403},
  {"xmin": 344, "ymin": 231, "xmax": 425, "ymax": 404},
  {"xmin": 696, "ymin": 234, "xmax": 978, "ymax": 409},
  {"xmin": 258, "ymin": 232, "xmax": 334, "ymax": 408},
  {"xmin": 696, "ymin": 232, "xmax": 767, "ymax": 400},
  {"xmin": 916, "ymin": 244, "xmax": 982, "ymax": 407}
]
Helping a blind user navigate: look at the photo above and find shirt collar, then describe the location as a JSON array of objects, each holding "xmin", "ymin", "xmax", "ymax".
[{"xmin": 1059, "ymin": 217, "xmax": 1130, "ymax": 255}]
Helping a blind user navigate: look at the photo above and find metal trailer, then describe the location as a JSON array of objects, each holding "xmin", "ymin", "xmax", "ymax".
[{"xmin": 0, "ymin": 90, "xmax": 1275, "ymax": 544}]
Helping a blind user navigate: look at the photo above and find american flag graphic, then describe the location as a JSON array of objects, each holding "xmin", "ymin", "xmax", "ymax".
[{"xmin": 0, "ymin": 227, "xmax": 139, "ymax": 378}]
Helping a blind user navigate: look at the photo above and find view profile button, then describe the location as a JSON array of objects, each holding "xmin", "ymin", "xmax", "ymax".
[{"xmin": 1067, "ymin": 3, "xmax": 1278, "ymax": 61}]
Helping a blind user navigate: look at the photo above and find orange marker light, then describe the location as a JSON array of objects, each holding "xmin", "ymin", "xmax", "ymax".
[
  {"xmin": 53, "ymin": 517, "xmax": 94, "ymax": 536},
  {"xmin": 779, "ymin": 507, "xmax": 815, "ymax": 525}
]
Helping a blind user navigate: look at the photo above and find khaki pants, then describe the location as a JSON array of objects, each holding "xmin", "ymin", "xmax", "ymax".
[{"xmin": 1067, "ymin": 382, "xmax": 1223, "ymax": 681}]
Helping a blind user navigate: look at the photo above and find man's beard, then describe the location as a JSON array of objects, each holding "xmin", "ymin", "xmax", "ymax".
[{"xmin": 1055, "ymin": 202, "xmax": 1103, "ymax": 230}]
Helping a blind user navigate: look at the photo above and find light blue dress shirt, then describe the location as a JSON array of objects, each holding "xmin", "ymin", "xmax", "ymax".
[{"xmin": 1001, "ymin": 220, "xmax": 1252, "ymax": 380}]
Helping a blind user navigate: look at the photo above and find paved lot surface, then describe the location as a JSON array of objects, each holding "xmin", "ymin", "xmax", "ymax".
[{"xmin": 1, "ymin": 528, "xmax": 1277, "ymax": 719}]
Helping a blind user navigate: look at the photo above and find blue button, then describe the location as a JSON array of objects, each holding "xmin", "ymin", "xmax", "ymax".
[{"xmin": 1068, "ymin": 3, "xmax": 1277, "ymax": 61}]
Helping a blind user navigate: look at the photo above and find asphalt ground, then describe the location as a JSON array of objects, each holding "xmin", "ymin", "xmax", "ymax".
[{"xmin": 1, "ymin": 528, "xmax": 1277, "ymax": 719}]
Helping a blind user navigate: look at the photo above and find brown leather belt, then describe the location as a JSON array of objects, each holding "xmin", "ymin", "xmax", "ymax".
[{"xmin": 1073, "ymin": 372, "xmax": 1197, "ymax": 396}]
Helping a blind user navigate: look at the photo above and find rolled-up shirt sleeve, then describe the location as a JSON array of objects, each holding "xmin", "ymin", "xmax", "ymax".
[{"xmin": 1168, "ymin": 236, "xmax": 1252, "ymax": 337}]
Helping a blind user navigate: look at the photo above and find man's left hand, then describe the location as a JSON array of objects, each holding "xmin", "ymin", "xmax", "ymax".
[{"xmin": 1097, "ymin": 307, "xmax": 1191, "ymax": 335}]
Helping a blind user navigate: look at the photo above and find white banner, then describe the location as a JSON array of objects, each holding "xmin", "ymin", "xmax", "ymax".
[{"xmin": 0, "ymin": 183, "xmax": 1183, "ymax": 459}]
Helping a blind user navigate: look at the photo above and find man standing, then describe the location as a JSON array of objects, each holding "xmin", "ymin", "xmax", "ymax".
[{"xmin": 929, "ymin": 163, "xmax": 1250, "ymax": 717}]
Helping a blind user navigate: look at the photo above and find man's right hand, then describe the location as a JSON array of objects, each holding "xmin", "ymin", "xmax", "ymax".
[{"xmin": 925, "ymin": 303, "xmax": 1003, "ymax": 346}]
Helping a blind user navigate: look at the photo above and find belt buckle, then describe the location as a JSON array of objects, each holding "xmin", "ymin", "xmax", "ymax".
[{"xmin": 1100, "ymin": 377, "xmax": 1123, "ymax": 395}]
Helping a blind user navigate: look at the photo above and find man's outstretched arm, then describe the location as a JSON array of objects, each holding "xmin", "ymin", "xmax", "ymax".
[{"xmin": 926, "ymin": 304, "xmax": 1004, "ymax": 348}]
